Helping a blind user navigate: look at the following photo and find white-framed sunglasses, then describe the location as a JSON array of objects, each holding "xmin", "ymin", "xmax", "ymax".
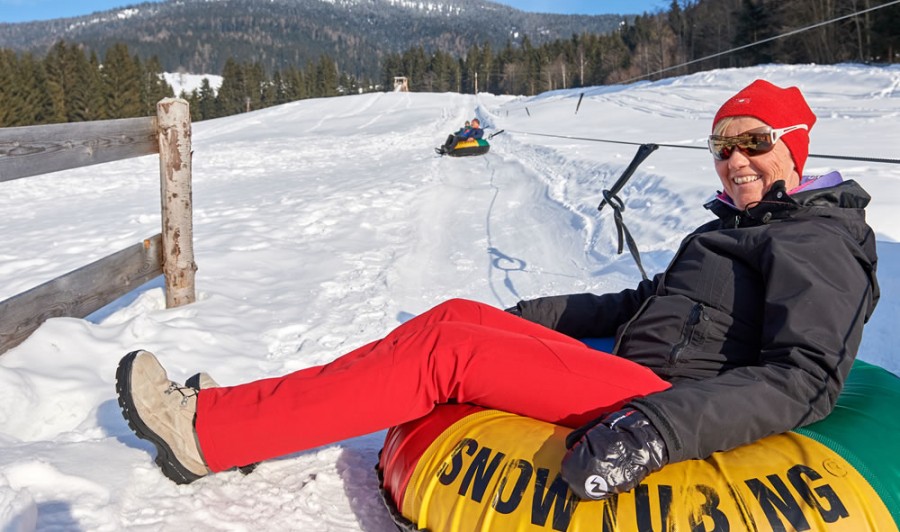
[{"xmin": 708, "ymin": 124, "xmax": 808, "ymax": 160}]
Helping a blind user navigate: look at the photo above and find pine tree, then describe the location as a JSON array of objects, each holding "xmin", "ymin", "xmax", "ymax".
[
  {"xmin": 733, "ymin": 0, "xmax": 777, "ymax": 65},
  {"xmin": 478, "ymin": 41, "xmax": 494, "ymax": 94},
  {"xmin": 43, "ymin": 41, "xmax": 74, "ymax": 123},
  {"xmin": 381, "ymin": 54, "xmax": 401, "ymax": 90},
  {"xmin": 271, "ymin": 70, "xmax": 287, "ymax": 103},
  {"xmin": 216, "ymin": 58, "xmax": 247, "ymax": 115},
  {"xmin": 65, "ymin": 44, "xmax": 99, "ymax": 122},
  {"xmin": 314, "ymin": 55, "xmax": 339, "ymax": 97},
  {"xmin": 0, "ymin": 49, "xmax": 18, "ymax": 127},
  {"xmin": 196, "ymin": 77, "xmax": 218, "ymax": 120},
  {"xmin": 284, "ymin": 68, "xmax": 306, "ymax": 102},
  {"xmin": 10, "ymin": 53, "xmax": 54, "ymax": 125},
  {"xmin": 667, "ymin": 0, "xmax": 690, "ymax": 75},
  {"xmin": 141, "ymin": 56, "xmax": 175, "ymax": 116},
  {"xmin": 102, "ymin": 43, "xmax": 143, "ymax": 118},
  {"xmin": 431, "ymin": 50, "xmax": 460, "ymax": 93},
  {"xmin": 403, "ymin": 47, "xmax": 428, "ymax": 92},
  {"xmin": 245, "ymin": 62, "xmax": 267, "ymax": 111},
  {"xmin": 81, "ymin": 51, "xmax": 107, "ymax": 121},
  {"xmin": 496, "ymin": 41, "xmax": 521, "ymax": 95},
  {"xmin": 185, "ymin": 88, "xmax": 202, "ymax": 122},
  {"xmin": 284, "ymin": 65, "xmax": 307, "ymax": 101},
  {"xmin": 461, "ymin": 40, "xmax": 488, "ymax": 93},
  {"xmin": 871, "ymin": 3, "xmax": 899, "ymax": 62}
]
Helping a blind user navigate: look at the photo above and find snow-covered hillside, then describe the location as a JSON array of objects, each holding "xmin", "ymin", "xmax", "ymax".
[{"xmin": 0, "ymin": 63, "xmax": 898, "ymax": 530}]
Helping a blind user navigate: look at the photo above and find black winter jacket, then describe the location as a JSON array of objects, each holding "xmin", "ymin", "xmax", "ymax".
[{"xmin": 515, "ymin": 177, "xmax": 879, "ymax": 463}]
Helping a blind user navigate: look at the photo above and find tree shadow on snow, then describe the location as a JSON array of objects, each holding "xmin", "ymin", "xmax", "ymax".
[{"xmin": 35, "ymin": 500, "xmax": 81, "ymax": 531}]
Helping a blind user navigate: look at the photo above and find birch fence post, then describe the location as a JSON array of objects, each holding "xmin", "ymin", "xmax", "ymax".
[{"xmin": 156, "ymin": 98, "xmax": 197, "ymax": 307}]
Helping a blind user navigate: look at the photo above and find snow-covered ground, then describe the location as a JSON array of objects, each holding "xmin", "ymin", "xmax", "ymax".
[
  {"xmin": 162, "ymin": 72, "xmax": 223, "ymax": 97},
  {"xmin": 1, "ymin": 63, "xmax": 898, "ymax": 531}
]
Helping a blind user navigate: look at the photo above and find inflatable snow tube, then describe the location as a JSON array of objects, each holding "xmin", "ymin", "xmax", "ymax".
[
  {"xmin": 447, "ymin": 138, "xmax": 490, "ymax": 157},
  {"xmin": 378, "ymin": 343, "xmax": 900, "ymax": 531}
]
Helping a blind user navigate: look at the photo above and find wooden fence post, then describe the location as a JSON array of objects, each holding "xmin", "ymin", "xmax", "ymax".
[{"xmin": 156, "ymin": 98, "xmax": 196, "ymax": 308}]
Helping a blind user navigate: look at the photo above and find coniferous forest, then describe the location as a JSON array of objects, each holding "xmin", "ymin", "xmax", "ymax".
[{"xmin": 1, "ymin": 0, "xmax": 898, "ymax": 127}]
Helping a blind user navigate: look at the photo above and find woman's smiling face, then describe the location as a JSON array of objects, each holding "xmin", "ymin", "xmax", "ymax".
[{"xmin": 714, "ymin": 117, "xmax": 800, "ymax": 211}]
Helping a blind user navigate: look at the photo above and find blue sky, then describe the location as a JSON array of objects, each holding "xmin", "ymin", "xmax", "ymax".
[{"xmin": 0, "ymin": 0, "xmax": 668, "ymax": 23}]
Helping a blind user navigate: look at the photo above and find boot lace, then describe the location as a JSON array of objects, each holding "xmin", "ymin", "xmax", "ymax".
[{"xmin": 165, "ymin": 382, "xmax": 199, "ymax": 406}]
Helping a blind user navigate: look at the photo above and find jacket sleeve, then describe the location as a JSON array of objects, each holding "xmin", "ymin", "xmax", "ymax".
[
  {"xmin": 630, "ymin": 220, "xmax": 878, "ymax": 463},
  {"xmin": 514, "ymin": 275, "xmax": 660, "ymax": 338},
  {"xmin": 470, "ymin": 128, "xmax": 484, "ymax": 140}
]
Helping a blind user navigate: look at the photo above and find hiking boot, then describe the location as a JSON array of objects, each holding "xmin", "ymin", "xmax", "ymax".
[
  {"xmin": 116, "ymin": 350, "xmax": 210, "ymax": 484},
  {"xmin": 183, "ymin": 371, "xmax": 259, "ymax": 476},
  {"xmin": 185, "ymin": 371, "xmax": 219, "ymax": 391},
  {"xmin": 435, "ymin": 146, "xmax": 446, "ymax": 155}
]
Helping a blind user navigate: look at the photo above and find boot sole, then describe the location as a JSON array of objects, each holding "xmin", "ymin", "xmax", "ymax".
[{"xmin": 115, "ymin": 351, "xmax": 205, "ymax": 485}]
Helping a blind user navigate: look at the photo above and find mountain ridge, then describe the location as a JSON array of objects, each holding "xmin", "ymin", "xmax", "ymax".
[{"xmin": 0, "ymin": 0, "xmax": 632, "ymax": 77}]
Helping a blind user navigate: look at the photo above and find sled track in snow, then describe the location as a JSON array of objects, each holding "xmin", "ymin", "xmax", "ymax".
[{"xmin": 488, "ymin": 123, "xmax": 702, "ymax": 280}]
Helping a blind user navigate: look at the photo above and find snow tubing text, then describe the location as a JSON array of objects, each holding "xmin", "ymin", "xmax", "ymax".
[{"xmin": 378, "ymin": 359, "xmax": 900, "ymax": 531}]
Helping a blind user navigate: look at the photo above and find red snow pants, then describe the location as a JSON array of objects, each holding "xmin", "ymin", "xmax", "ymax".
[{"xmin": 195, "ymin": 298, "xmax": 671, "ymax": 472}]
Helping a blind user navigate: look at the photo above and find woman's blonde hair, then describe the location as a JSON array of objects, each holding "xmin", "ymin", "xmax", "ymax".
[{"xmin": 712, "ymin": 116, "xmax": 736, "ymax": 136}]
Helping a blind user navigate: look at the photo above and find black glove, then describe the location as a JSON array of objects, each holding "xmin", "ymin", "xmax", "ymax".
[
  {"xmin": 504, "ymin": 304, "xmax": 522, "ymax": 317},
  {"xmin": 561, "ymin": 408, "xmax": 668, "ymax": 500}
]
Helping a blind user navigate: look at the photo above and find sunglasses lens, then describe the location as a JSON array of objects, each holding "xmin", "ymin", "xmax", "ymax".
[
  {"xmin": 744, "ymin": 132, "xmax": 774, "ymax": 155},
  {"xmin": 709, "ymin": 139, "xmax": 732, "ymax": 160},
  {"xmin": 709, "ymin": 131, "xmax": 776, "ymax": 160}
]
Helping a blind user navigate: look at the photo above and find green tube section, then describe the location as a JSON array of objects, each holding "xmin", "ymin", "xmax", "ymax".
[{"xmin": 796, "ymin": 359, "xmax": 900, "ymax": 525}]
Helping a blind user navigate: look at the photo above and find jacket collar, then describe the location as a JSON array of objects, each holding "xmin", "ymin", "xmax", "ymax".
[
  {"xmin": 703, "ymin": 172, "xmax": 869, "ymax": 228},
  {"xmin": 705, "ymin": 180, "xmax": 798, "ymax": 227}
]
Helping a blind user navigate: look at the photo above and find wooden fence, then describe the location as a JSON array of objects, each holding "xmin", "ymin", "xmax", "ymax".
[{"xmin": 0, "ymin": 98, "xmax": 196, "ymax": 355}]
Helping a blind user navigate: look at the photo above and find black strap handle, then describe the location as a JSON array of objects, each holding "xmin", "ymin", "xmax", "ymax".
[
  {"xmin": 598, "ymin": 144, "xmax": 659, "ymax": 281},
  {"xmin": 598, "ymin": 143, "xmax": 658, "ymax": 211}
]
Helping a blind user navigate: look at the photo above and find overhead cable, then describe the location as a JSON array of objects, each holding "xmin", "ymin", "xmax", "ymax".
[
  {"xmin": 622, "ymin": 0, "xmax": 900, "ymax": 84},
  {"xmin": 500, "ymin": 0, "xmax": 900, "ymax": 114},
  {"xmin": 502, "ymin": 130, "xmax": 900, "ymax": 165}
]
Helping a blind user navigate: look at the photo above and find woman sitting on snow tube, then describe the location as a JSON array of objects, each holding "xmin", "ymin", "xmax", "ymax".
[
  {"xmin": 379, "ymin": 340, "xmax": 900, "ymax": 530},
  {"xmin": 437, "ymin": 118, "xmax": 489, "ymax": 156},
  {"xmin": 114, "ymin": 79, "xmax": 879, "ymax": 530}
]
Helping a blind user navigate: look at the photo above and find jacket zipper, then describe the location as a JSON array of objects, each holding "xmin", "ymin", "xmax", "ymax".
[{"xmin": 668, "ymin": 303, "xmax": 704, "ymax": 364}]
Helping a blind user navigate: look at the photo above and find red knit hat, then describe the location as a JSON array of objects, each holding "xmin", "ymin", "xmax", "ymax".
[{"xmin": 713, "ymin": 79, "xmax": 817, "ymax": 177}]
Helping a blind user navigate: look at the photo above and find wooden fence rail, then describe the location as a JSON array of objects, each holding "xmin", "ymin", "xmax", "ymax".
[
  {"xmin": 0, "ymin": 117, "xmax": 159, "ymax": 182},
  {"xmin": 0, "ymin": 98, "xmax": 195, "ymax": 355}
]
